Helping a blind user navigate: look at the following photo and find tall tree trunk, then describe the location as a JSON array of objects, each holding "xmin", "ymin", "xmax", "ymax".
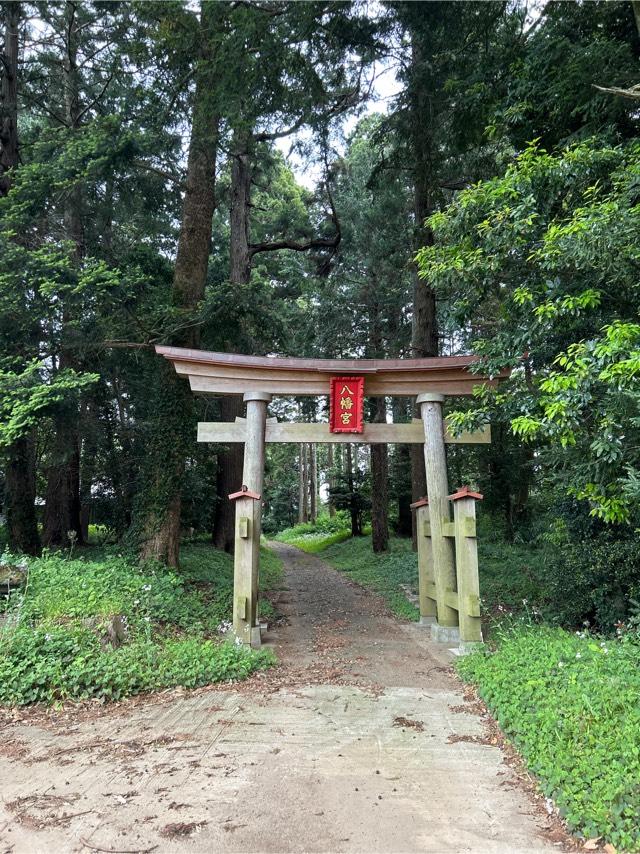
[
  {"xmin": 371, "ymin": 397, "xmax": 389, "ymax": 553},
  {"xmin": 409, "ymin": 29, "xmax": 439, "ymax": 549},
  {"xmin": 79, "ymin": 397, "xmax": 99, "ymax": 542},
  {"xmin": 327, "ymin": 443, "xmax": 336, "ymax": 517},
  {"xmin": 103, "ymin": 386, "xmax": 131, "ymax": 534},
  {"xmin": 346, "ymin": 443, "xmax": 361, "ymax": 537},
  {"xmin": 392, "ymin": 399, "xmax": 413, "ymax": 538},
  {"xmin": 43, "ymin": 423, "xmax": 82, "ymax": 547},
  {"xmin": 309, "ymin": 443, "xmax": 317, "ymax": 523},
  {"xmin": 1, "ymin": 2, "xmax": 40, "ymax": 554},
  {"xmin": 212, "ymin": 396, "xmax": 243, "ymax": 552},
  {"xmin": 134, "ymin": 2, "xmax": 221, "ymax": 565},
  {"xmin": 367, "ymin": 298, "xmax": 389, "ymax": 552},
  {"xmin": 229, "ymin": 128, "xmax": 252, "ymax": 284},
  {"xmin": 0, "ymin": 0, "xmax": 19, "ymax": 195},
  {"xmin": 211, "ymin": 126, "xmax": 253, "ymax": 550},
  {"xmin": 43, "ymin": 3, "xmax": 85, "ymax": 547},
  {"xmin": 5, "ymin": 435, "xmax": 40, "ymax": 555}
]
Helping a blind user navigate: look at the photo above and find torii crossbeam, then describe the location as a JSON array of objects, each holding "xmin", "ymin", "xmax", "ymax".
[{"xmin": 157, "ymin": 346, "xmax": 510, "ymax": 651}]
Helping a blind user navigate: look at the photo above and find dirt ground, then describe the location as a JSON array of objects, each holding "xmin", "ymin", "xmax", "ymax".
[{"xmin": 0, "ymin": 542, "xmax": 571, "ymax": 854}]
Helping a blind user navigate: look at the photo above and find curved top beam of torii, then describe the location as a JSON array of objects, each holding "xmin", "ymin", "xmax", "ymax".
[{"xmin": 156, "ymin": 345, "xmax": 510, "ymax": 398}]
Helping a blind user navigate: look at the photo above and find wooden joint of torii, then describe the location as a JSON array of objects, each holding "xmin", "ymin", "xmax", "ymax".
[{"xmin": 156, "ymin": 346, "xmax": 511, "ymax": 652}]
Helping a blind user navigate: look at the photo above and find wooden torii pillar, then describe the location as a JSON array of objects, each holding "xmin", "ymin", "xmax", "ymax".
[
  {"xmin": 228, "ymin": 391, "xmax": 271, "ymax": 646},
  {"xmin": 155, "ymin": 346, "xmax": 510, "ymax": 649}
]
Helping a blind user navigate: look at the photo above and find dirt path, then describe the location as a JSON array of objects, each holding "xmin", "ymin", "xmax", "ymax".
[{"xmin": 0, "ymin": 544, "xmax": 566, "ymax": 854}]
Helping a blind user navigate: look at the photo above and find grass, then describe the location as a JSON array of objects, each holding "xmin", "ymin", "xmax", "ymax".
[
  {"xmin": 458, "ymin": 624, "xmax": 640, "ymax": 852},
  {"xmin": 274, "ymin": 515, "xmax": 357, "ymax": 553},
  {"xmin": 276, "ymin": 528, "xmax": 352, "ymax": 553},
  {"xmin": 0, "ymin": 542, "xmax": 281, "ymax": 706}
]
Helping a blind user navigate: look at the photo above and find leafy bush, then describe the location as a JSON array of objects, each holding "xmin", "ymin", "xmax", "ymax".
[
  {"xmin": 541, "ymin": 533, "xmax": 640, "ymax": 631},
  {"xmin": 479, "ymin": 540, "xmax": 549, "ymax": 615},
  {"xmin": 277, "ymin": 529, "xmax": 352, "ymax": 553},
  {"xmin": 0, "ymin": 623, "xmax": 273, "ymax": 705},
  {"xmin": 274, "ymin": 513, "xmax": 356, "ymax": 553},
  {"xmin": 458, "ymin": 626, "xmax": 640, "ymax": 851},
  {"xmin": 275, "ymin": 512, "xmax": 352, "ymax": 541},
  {"xmin": 0, "ymin": 543, "xmax": 281, "ymax": 706}
]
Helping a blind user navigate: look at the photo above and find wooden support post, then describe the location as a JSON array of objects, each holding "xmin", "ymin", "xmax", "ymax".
[
  {"xmin": 410, "ymin": 498, "xmax": 437, "ymax": 625},
  {"xmin": 230, "ymin": 391, "xmax": 271, "ymax": 647},
  {"xmin": 231, "ymin": 493, "xmax": 258, "ymax": 646},
  {"xmin": 449, "ymin": 486, "xmax": 483, "ymax": 648},
  {"xmin": 416, "ymin": 393, "xmax": 459, "ymax": 638}
]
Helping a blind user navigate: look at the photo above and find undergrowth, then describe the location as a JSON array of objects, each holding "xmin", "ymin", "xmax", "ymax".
[
  {"xmin": 458, "ymin": 624, "xmax": 640, "ymax": 852},
  {"xmin": 0, "ymin": 543, "xmax": 281, "ymax": 706}
]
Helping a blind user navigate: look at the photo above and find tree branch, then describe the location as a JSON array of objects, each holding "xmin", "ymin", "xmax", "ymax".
[
  {"xmin": 75, "ymin": 72, "xmax": 114, "ymax": 124},
  {"xmin": 249, "ymin": 234, "xmax": 340, "ymax": 256},
  {"xmin": 593, "ymin": 82, "xmax": 640, "ymax": 101},
  {"xmin": 132, "ymin": 159, "xmax": 185, "ymax": 189},
  {"xmin": 249, "ymin": 138, "xmax": 341, "ymax": 267}
]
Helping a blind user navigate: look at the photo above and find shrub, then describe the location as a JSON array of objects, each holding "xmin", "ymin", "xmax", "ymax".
[
  {"xmin": 458, "ymin": 626, "xmax": 640, "ymax": 851},
  {"xmin": 275, "ymin": 512, "xmax": 352, "ymax": 542},
  {"xmin": 0, "ymin": 623, "xmax": 274, "ymax": 705},
  {"xmin": 541, "ymin": 533, "xmax": 640, "ymax": 631},
  {"xmin": 0, "ymin": 543, "xmax": 281, "ymax": 706}
]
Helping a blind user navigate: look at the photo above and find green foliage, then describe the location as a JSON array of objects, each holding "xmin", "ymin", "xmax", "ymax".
[
  {"xmin": 277, "ymin": 529, "xmax": 352, "ymax": 554},
  {"xmin": 492, "ymin": 1, "xmax": 640, "ymax": 148},
  {"xmin": 458, "ymin": 626, "xmax": 640, "ymax": 851},
  {"xmin": 0, "ymin": 543, "xmax": 281, "ymax": 706},
  {"xmin": 541, "ymin": 534, "xmax": 640, "ymax": 632},
  {"xmin": 418, "ymin": 139, "xmax": 640, "ymax": 525},
  {"xmin": 478, "ymin": 540, "xmax": 548, "ymax": 616},
  {"xmin": 0, "ymin": 625, "xmax": 273, "ymax": 706},
  {"xmin": 274, "ymin": 513, "xmax": 353, "ymax": 550}
]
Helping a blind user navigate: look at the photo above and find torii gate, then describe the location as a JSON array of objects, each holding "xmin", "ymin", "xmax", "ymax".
[{"xmin": 157, "ymin": 346, "xmax": 509, "ymax": 652}]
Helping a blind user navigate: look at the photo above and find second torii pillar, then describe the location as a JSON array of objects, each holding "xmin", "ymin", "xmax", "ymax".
[
  {"xmin": 230, "ymin": 391, "xmax": 271, "ymax": 647},
  {"xmin": 416, "ymin": 392, "xmax": 460, "ymax": 643}
]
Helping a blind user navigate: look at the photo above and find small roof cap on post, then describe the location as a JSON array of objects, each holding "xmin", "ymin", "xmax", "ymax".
[
  {"xmin": 409, "ymin": 497, "xmax": 429, "ymax": 510},
  {"xmin": 228, "ymin": 484, "xmax": 261, "ymax": 501},
  {"xmin": 448, "ymin": 485, "xmax": 483, "ymax": 501}
]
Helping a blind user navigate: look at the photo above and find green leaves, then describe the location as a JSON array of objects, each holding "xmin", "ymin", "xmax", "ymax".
[
  {"xmin": 416, "ymin": 138, "xmax": 640, "ymax": 525},
  {"xmin": 0, "ymin": 543, "xmax": 282, "ymax": 706},
  {"xmin": 458, "ymin": 626, "xmax": 640, "ymax": 850},
  {"xmin": 0, "ymin": 363, "xmax": 99, "ymax": 450}
]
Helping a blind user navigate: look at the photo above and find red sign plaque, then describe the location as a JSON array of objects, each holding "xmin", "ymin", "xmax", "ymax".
[{"xmin": 329, "ymin": 376, "xmax": 364, "ymax": 433}]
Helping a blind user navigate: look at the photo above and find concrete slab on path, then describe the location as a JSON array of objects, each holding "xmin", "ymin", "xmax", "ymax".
[{"xmin": 0, "ymin": 542, "xmax": 565, "ymax": 854}]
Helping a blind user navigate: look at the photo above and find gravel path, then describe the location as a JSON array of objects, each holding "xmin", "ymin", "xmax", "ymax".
[{"xmin": 0, "ymin": 543, "xmax": 567, "ymax": 853}]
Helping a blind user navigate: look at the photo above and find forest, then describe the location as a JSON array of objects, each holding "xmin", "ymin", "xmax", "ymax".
[
  {"xmin": 1, "ymin": 1, "xmax": 640, "ymax": 848},
  {"xmin": 2, "ymin": 0, "xmax": 639, "ymax": 562}
]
